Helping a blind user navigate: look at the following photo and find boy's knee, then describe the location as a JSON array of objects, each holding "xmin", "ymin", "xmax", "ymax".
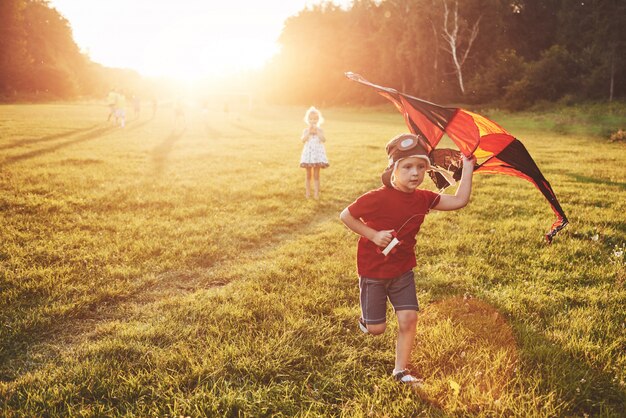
[
  {"xmin": 397, "ymin": 310, "xmax": 418, "ymax": 331},
  {"xmin": 367, "ymin": 323, "xmax": 386, "ymax": 335}
]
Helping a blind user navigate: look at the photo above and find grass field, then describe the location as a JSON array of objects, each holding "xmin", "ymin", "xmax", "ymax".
[{"xmin": 0, "ymin": 100, "xmax": 625, "ymax": 417}]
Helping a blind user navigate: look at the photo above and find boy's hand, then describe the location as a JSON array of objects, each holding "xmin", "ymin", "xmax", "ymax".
[
  {"xmin": 461, "ymin": 153, "xmax": 477, "ymax": 166},
  {"xmin": 371, "ymin": 229, "xmax": 394, "ymax": 247}
]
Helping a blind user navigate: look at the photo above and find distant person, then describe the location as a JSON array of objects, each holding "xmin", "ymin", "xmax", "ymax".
[
  {"xmin": 116, "ymin": 91, "xmax": 127, "ymax": 128},
  {"xmin": 339, "ymin": 133, "xmax": 475, "ymax": 385},
  {"xmin": 299, "ymin": 106, "xmax": 329, "ymax": 199},
  {"xmin": 106, "ymin": 88, "xmax": 118, "ymax": 122}
]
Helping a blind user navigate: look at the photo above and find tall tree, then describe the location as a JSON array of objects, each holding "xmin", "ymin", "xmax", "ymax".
[
  {"xmin": 506, "ymin": 0, "xmax": 560, "ymax": 60},
  {"xmin": 0, "ymin": 0, "xmax": 29, "ymax": 96},
  {"xmin": 263, "ymin": 0, "xmax": 624, "ymax": 105},
  {"xmin": 437, "ymin": 0, "xmax": 482, "ymax": 94},
  {"xmin": 22, "ymin": 0, "xmax": 84, "ymax": 96},
  {"xmin": 556, "ymin": 0, "xmax": 626, "ymax": 101}
]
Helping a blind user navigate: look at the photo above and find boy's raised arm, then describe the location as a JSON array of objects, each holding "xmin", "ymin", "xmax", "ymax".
[
  {"xmin": 432, "ymin": 154, "xmax": 476, "ymax": 211},
  {"xmin": 340, "ymin": 208, "xmax": 394, "ymax": 247}
]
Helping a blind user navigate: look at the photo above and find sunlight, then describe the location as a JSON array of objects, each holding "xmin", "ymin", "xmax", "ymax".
[
  {"xmin": 137, "ymin": 34, "xmax": 279, "ymax": 80},
  {"xmin": 110, "ymin": 10, "xmax": 281, "ymax": 80},
  {"xmin": 50, "ymin": 0, "xmax": 351, "ymax": 80}
]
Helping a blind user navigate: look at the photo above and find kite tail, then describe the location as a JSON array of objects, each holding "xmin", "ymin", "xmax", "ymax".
[
  {"xmin": 476, "ymin": 139, "xmax": 569, "ymax": 243},
  {"xmin": 546, "ymin": 216, "xmax": 569, "ymax": 244}
]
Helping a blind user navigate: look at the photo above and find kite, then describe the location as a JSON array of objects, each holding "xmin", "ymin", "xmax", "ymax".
[{"xmin": 345, "ymin": 72, "xmax": 568, "ymax": 242}]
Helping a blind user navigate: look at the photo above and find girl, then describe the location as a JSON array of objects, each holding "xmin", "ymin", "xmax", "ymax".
[{"xmin": 300, "ymin": 106, "xmax": 329, "ymax": 199}]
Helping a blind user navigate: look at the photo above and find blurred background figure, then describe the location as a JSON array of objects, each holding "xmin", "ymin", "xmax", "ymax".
[
  {"xmin": 116, "ymin": 91, "xmax": 127, "ymax": 127},
  {"xmin": 106, "ymin": 88, "xmax": 118, "ymax": 122}
]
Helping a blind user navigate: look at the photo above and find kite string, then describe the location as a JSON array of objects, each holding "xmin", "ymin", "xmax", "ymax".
[{"xmin": 395, "ymin": 193, "xmax": 443, "ymax": 234}]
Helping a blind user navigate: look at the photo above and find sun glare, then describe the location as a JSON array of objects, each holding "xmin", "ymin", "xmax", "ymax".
[
  {"xmin": 135, "ymin": 35, "xmax": 279, "ymax": 80},
  {"xmin": 49, "ymin": 0, "xmax": 317, "ymax": 81},
  {"xmin": 123, "ymin": 11, "xmax": 282, "ymax": 80}
]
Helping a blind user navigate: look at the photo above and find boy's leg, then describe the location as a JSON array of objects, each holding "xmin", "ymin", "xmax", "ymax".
[
  {"xmin": 395, "ymin": 310, "xmax": 417, "ymax": 371},
  {"xmin": 387, "ymin": 270, "xmax": 419, "ymax": 373},
  {"xmin": 359, "ymin": 276, "xmax": 387, "ymax": 335}
]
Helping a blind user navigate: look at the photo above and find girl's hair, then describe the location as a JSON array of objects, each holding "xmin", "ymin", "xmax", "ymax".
[{"xmin": 304, "ymin": 106, "xmax": 324, "ymax": 126}]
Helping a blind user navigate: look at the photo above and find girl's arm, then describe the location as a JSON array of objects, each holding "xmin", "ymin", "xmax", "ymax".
[
  {"xmin": 317, "ymin": 127, "xmax": 326, "ymax": 142},
  {"xmin": 301, "ymin": 128, "xmax": 310, "ymax": 143},
  {"xmin": 432, "ymin": 154, "xmax": 476, "ymax": 211},
  {"xmin": 340, "ymin": 208, "xmax": 394, "ymax": 247}
]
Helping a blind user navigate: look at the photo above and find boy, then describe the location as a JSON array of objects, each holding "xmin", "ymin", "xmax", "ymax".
[{"xmin": 339, "ymin": 133, "xmax": 475, "ymax": 384}]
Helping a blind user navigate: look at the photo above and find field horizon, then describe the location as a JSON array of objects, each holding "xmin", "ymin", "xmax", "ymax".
[{"xmin": 1, "ymin": 101, "xmax": 625, "ymax": 416}]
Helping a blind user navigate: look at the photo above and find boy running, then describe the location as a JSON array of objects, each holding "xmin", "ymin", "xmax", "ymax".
[{"xmin": 340, "ymin": 133, "xmax": 475, "ymax": 384}]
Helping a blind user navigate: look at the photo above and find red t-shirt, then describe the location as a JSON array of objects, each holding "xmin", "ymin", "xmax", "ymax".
[{"xmin": 347, "ymin": 186, "xmax": 440, "ymax": 279}]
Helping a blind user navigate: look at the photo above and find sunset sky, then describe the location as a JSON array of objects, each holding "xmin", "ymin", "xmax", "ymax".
[{"xmin": 50, "ymin": 0, "xmax": 351, "ymax": 80}]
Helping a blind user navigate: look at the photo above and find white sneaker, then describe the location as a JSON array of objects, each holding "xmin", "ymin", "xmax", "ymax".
[
  {"xmin": 358, "ymin": 318, "xmax": 369, "ymax": 334},
  {"xmin": 392, "ymin": 369, "xmax": 424, "ymax": 386}
]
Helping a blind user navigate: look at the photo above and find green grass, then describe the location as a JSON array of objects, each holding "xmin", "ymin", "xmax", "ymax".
[{"xmin": 1, "ymin": 101, "xmax": 625, "ymax": 417}]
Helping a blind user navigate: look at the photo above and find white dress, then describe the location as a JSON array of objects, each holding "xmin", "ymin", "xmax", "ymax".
[{"xmin": 300, "ymin": 127, "xmax": 329, "ymax": 168}]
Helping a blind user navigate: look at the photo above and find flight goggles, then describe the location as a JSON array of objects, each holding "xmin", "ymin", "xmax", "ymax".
[{"xmin": 385, "ymin": 133, "xmax": 431, "ymax": 168}]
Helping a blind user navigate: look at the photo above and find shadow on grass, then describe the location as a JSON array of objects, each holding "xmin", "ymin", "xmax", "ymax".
[
  {"xmin": 204, "ymin": 123, "xmax": 223, "ymax": 140},
  {"xmin": 0, "ymin": 124, "xmax": 102, "ymax": 151},
  {"xmin": 564, "ymin": 172, "xmax": 626, "ymax": 191},
  {"xmin": 412, "ymin": 296, "xmax": 624, "ymax": 416},
  {"xmin": 231, "ymin": 120, "xmax": 260, "ymax": 135},
  {"xmin": 0, "ymin": 198, "xmax": 343, "ymax": 384},
  {"xmin": 570, "ymin": 219, "xmax": 626, "ymax": 255},
  {"xmin": 509, "ymin": 321, "xmax": 625, "ymax": 416},
  {"xmin": 151, "ymin": 129, "xmax": 185, "ymax": 174},
  {"xmin": 0, "ymin": 289, "xmax": 145, "ymax": 382},
  {"xmin": 123, "ymin": 119, "xmax": 151, "ymax": 133},
  {"xmin": 1, "ymin": 125, "xmax": 116, "ymax": 165},
  {"xmin": 606, "ymin": 220, "xmax": 626, "ymax": 235},
  {"xmin": 413, "ymin": 297, "xmax": 518, "ymax": 413}
]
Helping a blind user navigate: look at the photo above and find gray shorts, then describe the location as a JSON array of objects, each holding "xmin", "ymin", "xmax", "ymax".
[{"xmin": 359, "ymin": 270, "xmax": 418, "ymax": 325}]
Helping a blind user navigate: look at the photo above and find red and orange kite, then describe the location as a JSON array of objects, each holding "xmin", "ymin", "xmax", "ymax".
[{"xmin": 346, "ymin": 72, "xmax": 568, "ymax": 242}]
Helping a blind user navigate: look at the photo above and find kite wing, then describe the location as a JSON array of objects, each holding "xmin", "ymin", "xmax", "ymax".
[{"xmin": 346, "ymin": 72, "xmax": 568, "ymax": 242}]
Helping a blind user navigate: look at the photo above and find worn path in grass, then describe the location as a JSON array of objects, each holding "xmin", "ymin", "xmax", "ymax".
[
  {"xmin": 1, "ymin": 103, "xmax": 359, "ymax": 382},
  {"xmin": 3, "ymin": 199, "xmax": 342, "ymax": 383}
]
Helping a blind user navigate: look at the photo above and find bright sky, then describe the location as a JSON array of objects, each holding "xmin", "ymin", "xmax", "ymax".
[{"xmin": 50, "ymin": 0, "xmax": 351, "ymax": 80}]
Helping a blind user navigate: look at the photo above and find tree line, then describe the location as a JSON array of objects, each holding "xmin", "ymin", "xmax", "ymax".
[
  {"xmin": 0, "ymin": 0, "xmax": 143, "ymax": 101},
  {"xmin": 1, "ymin": 0, "xmax": 624, "ymax": 108},
  {"xmin": 261, "ymin": 0, "xmax": 625, "ymax": 108}
]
